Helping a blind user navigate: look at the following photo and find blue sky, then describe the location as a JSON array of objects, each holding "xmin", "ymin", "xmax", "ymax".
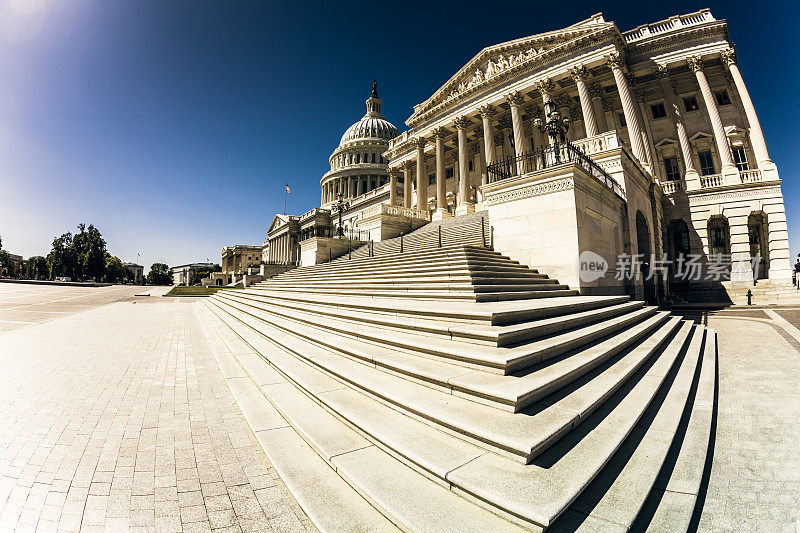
[{"xmin": 1, "ymin": 0, "xmax": 798, "ymax": 271}]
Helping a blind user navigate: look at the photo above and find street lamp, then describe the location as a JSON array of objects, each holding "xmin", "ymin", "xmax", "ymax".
[
  {"xmin": 533, "ymin": 94, "xmax": 570, "ymax": 163},
  {"xmin": 332, "ymin": 193, "xmax": 349, "ymax": 237}
]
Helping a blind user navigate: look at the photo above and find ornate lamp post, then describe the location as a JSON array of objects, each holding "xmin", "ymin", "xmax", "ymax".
[
  {"xmin": 332, "ymin": 193, "xmax": 349, "ymax": 237},
  {"xmin": 534, "ymin": 94, "xmax": 570, "ymax": 163}
]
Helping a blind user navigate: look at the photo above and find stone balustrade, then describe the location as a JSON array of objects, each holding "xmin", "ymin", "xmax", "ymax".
[
  {"xmin": 740, "ymin": 169, "xmax": 763, "ymax": 183},
  {"xmin": 661, "ymin": 181, "xmax": 682, "ymax": 195},
  {"xmin": 622, "ymin": 9, "xmax": 715, "ymax": 43},
  {"xmin": 700, "ymin": 174, "xmax": 723, "ymax": 188},
  {"xmin": 570, "ymin": 131, "xmax": 621, "ymax": 156},
  {"xmin": 358, "ymin": 202, "xmax": 430, "ymax": 221}
]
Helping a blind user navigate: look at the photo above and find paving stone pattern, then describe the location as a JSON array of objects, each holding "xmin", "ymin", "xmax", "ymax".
[{"xmin": 0, "ymin": 296, "xmax": 313, "ymax": 532}]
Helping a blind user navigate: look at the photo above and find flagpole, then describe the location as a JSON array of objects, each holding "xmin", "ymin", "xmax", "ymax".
[{"xmin": 284, "ymin": 182, "xmax": 287, "ymax": 215}]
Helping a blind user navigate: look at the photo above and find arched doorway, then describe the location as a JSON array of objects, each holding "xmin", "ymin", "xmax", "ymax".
[
  {"xmin": 635, "ymin": 210, "xmax": 655, "ymax": 303},
  {"xmin": 707, "ymin": 215, "xmax": 731, "ymax": 280},
  {"xmin": 668, "ymin": 219, "xmax": 691, "ymax": 286},
  {"xmin": 748, "ymin": 212, "xmax": 769, "ymax": 279},
  {"xmin": 216, "ymin": 279, "xmax": 222, "ymax": 286}
]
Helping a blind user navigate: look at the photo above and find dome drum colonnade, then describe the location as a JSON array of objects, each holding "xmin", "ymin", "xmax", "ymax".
[{"xmin": 320, "ymin": 84, "xmax": 400, "ymax": 208}]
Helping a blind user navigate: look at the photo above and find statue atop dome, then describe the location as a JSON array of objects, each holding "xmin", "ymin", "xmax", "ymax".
[{"xmin": 372, "ymin": 80, "xmax": 378, "ymax": 98}]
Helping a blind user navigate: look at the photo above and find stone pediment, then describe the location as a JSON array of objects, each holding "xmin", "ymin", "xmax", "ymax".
[
  {"xmin": 267, "ymin": 214, "xmax": 290, "ymax": 234},
  {"xmin": 407, "ymin": 14, "xmax": 614, "ymax": 126}
]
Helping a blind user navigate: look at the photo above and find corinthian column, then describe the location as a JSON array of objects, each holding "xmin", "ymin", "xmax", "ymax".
[
  {"xmin": 403, "ymin": 162, "xmax": 413, "ymax": 208},
  {"xmin": 721, "ymin": 49, "xmax": 775, "ymax": 174},
  {"xmin": 479, "ymin": 105, "xmax": 496, "ymax": 181},
  {"xmin": 454, "ymin": 116, "xmax": 474, "ymax": 215},
  {"xmin": 687, "ymin": 55, "xmax": 737, "ymax": 181},
  {"xmin": 432, "ymin": 127, "xmax": 451, "ymax": 220},
  {"xmin": 655, "ymin": 64, "xmax": 700, "ymax": 189},
  {"xmin": 589, "ymin": 84, "xmax": 608, "ymax": 132},
  {"xmin": 507, "ymin": 92, "xmax": 528, "ymax": 175},
  {"xmin": 415, "ymin": 137, "xmax": 428, "ymax": 214},
  {"xmin": 535, "ymin": 79, "xmax": 555, "ymax": 146},
  {"xmin": 388, "ymin": 167, "xmax": 398, "ymax": 206},
  {"xmin": 606, "ymin": 52, "xmax": 648, "ymax": 166},
  {"xmin": 571, "ymin": 66, "xmax": 598, "ymax": 137}
]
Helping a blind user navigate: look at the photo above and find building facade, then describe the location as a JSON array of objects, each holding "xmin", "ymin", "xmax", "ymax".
[
  {"xmin": 259, "ymin": 9, "xmax": 788, "ymax": 300},
  {"xmin": 170, "ymin": 262, "xmax": 217, "ymax": 286}
]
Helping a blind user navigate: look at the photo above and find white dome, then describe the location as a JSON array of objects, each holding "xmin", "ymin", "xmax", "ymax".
[{"xmin": 340, "ymin": 116, "xmax": 400, "ymax": 145}]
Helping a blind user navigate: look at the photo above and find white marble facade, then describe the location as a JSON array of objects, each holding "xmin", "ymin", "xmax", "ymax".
[{"xmin": 261, "ymin": 9, "xmax": 788, "ymax": 296}]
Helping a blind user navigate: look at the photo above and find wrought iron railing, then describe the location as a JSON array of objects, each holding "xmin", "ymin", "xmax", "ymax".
[
  {"xmin": 300, "ymin": 225, "xmax": 370, "ymax": 242},
  {"xmin": 486, "ymin": 141, "xmax": 626, "ymax": 199}
]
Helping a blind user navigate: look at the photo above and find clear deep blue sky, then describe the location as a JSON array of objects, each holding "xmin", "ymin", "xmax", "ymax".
[{"xmin": 1, "ymin": 0, "xmax": 798, "ymax": 271}]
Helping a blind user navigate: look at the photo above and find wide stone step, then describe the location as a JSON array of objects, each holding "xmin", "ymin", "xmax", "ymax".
[
  {"xmin": 211, "ymin": 295, "xmax": 674, "ymax": 415},
  {"xmin": 205, "ymin": 298, "xmax": 681, "ymax": 462},
  {"xmin": 225, "ymin": 290, "xmax": 644, "ymax": 346},
  {"xmin": 263, "ymin": 276, "xmax": 556, "ymax": 289},
  {"xmin": 214, "ymin": 291, "xmax": 660, "ymax": 374},
  {"xmin": 235, "ymin": 290, "xmax": 631, "ymax": 326},
  {"xmin": 249, "ymin": 284, "xmax": 580, "ymax": 302},
  {"xmin": 194, "ymin": 305, "xmax": 400, "ymax": 533},
  {"xmin": 292, "ymin": 245, "xmax": 504, "ymax": 271},
  {"xmin": 554, "ymin": 325, "xmax": 709, "ymax": 530},
  {"xmin": 200, "ymin": 300, "xmax": 706, "ymax": 529},
  {"xmin": 273, "ymin": 269, "xmax": 549, "ymax": 283}
]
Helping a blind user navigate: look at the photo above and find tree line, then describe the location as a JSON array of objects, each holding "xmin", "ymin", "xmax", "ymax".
[{"xmin": 0, "ymin": 225, "xmax": 173, "ymax": 285}]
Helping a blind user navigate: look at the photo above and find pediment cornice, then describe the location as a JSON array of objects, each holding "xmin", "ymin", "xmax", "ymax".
[{"xmin": 407, "ymin": 21, "xmax": 623, "ymax": 127}]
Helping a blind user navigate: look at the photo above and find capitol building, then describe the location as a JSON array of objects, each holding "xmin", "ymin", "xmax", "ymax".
[{"xmin": 223, "ymin": 7, "xmax": 789, "ymax": 302}]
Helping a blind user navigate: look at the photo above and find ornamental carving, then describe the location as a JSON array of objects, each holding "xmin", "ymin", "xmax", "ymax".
[
  {"xmin": 686, "ymin": 55, "xmax": 704, "ymax": 72},
  {"xmin": 606, "ymin": 51, "xmax": 625, "ymax": 70},
  {"xmin": 654, "ymin": 64, "xmax": 670, "ymax": 79},
  {"xmin": 506, "ymin": 91, "xmax": 525, "ymax": 107},
  {"xmin": 433, "ymin": 127, "xmax": 449, "ymax": 139},
  {"xmin": 486, "ymin": 177, "xmax": 576, "ymax": 205},
  {"xmin": 525, "ymin": 104, "xmax": 542, "ymax": 119},
  {"xmin": 534, "ymin": 78, "xmax": 555, "ymax": 96},
  {"xmin": 414, "ymin": 137, "xmax": 427, "ymax": 149},
  {"xmin": 601, "ymin": 97, "xmax": 614, "ymax": 112},
  {"xmin": 589, "ymin": 83, "xmax": 604, "ymax": 99},
  {"xmin": 497, "ymin": 115, "xmax": 513, "ymax": 130},
  {"xmin": 478, "ymin": 104, "xmax": 496, "ymax": 119},
  {"xmin": 720, "ymin": 49, "xmax": 736, "ymax": 67},
  {"xmin": 570, "ymin": 65, "xmax": 589, "ymax": 82},
  {"xmin": 555, "ymin": 93, "xmax": 573, "ymax": 109},
  {"xmin": 453, "ymin": 116, "xmax": 470, "ymax": 130}
]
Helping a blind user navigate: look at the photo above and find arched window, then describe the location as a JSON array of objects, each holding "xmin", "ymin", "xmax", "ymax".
[
  {"xmin": 356, "ymin": 153, "xmax": 361, "ymax": 164},
  {"xmin": 668, "ymin": 219, "xmax": 691, "ymax": 260},
  {"xmin": 707, "ymin": 216, "xmax": 730, "ymax": 257},
  {"xmin": 372, "ymin": 153, "xmax": 376, "ymax": 163},
  {"xmin": 748, "ymin": 212, "xmax": 769, "ymax": 279}
]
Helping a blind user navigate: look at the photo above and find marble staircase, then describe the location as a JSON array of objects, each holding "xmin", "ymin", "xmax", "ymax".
[{"xmin": 197, "ymin": 234, "xmax": 716, "ymax": 531}]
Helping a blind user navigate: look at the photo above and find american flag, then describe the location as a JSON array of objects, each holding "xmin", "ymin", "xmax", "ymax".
[{"xmin": 285, "ymin": 183, "xmax": 291, "ymax": 194}]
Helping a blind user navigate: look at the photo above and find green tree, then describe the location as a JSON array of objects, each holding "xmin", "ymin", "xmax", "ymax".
[
  {"xmin": 46, "ymin": 232, "xmax": 76, "ymax": 280},
  {"xmin": 0, "ymin": 235, "xmax": 9, "ymax": 278},
  {"xmin": 72, "ymin": 223, "xmax": 107, "ymax": 281},
  {"xmin": 188, "ymin": 264, "xmax": 221, "ymax": 286},
  {"xmin": 24, "ymin": 256, "xmax": 48, "ymax": 280},
  {"xmin": 147, "ymin": 263, "xmax": 172, "ymax": 285},
  {"xmin": 103, "ymin": 254, "xmax": 128, "ymax": 283}
]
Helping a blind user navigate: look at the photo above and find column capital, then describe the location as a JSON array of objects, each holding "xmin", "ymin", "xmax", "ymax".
[
  {"xmin": 589, "ymin": 83, "xmax": 604, "ymax": 99},
  {"xmin": 653, "ymin": 64, "xmax": 670, "ymax": 79},
  {"xmin": 433, "ymin": 126, "xmax": 449, "ymax": 139},
  {"xmin": 570, "ymin": 65, "xmax": 589, "ymax": 82},
  {"xmin": 606, "ymin": 51, "xmax": 626, "ymax": 71},
  {"xmin": 413, "ymin": 136, "xmax": 427, "ymax": 149},
  {"xmin": 402, "ymin": 160, "xmax": 414, "ymax": 171},
  {"xmin": 534, "ymin": 78, "xmax": 555, "ymax": 96},
  {"xmin": 687, "ymin": 55, "xmax": 704, "ymax": 72},
  {"xmin": 478, "ymin": 104, "xmax": 495, "ymax": 119},
  {"xmin": 387, "ymin": 167, "xmax": 401, "ymax": 177},
  {"xmin": 453, "ymin": 115, "xmax": 471, "ymax": 130},
  {"xmin": 506, "ymin": 91, "xmax": 525, "ymax": 107},
  {"xmin": 720, "ymin": 48, "xmax": 736, "ymax": 67}
]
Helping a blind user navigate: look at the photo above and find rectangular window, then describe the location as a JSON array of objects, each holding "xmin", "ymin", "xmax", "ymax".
[
  {"xmin": 428, "ymin": 174, "xmax": 435, "ymax": 185},
  {"xmin": 698, "ymin": 150, "xmax": 716, "ymax": 176},
  {"xmin": 732, "ymin": 146, "xmax": 749, "ymax": 171},
  {"xmin": 446, "ymin": 167, "xmax": 454, "ymax": 179},
  {"xmin": 650, "ymin": 102, "xmax": 667, "ymax": 120},
  {"xmin": 468, "ymin": 160, "xmax": 474, "ymax": 172},
  {"xmin": 683, "ymin": 95, "xmax": 700, "ymax": 112},
  {"xmin": 714, "ymin": 89, "xmax": 732, "ymax": 106},
  {"xmin": 617, "ymin": 112, "xmax": 627, "ymax": 128},
  {"xmin": 663, "ymin": 156, "xmax": 680, "ymax": 181}
]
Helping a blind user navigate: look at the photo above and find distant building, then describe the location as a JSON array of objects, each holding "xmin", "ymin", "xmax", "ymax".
[
  {"xmin": 1, "ymin": 252, "xmax": 23, "ymax": 278},
  {"xmin": 170, "ymin": 262, "xmax": 216, "ymax": 286},
  {"xmin": 122, "ymin": 262, "xmax": 144, "ymax": 281}
]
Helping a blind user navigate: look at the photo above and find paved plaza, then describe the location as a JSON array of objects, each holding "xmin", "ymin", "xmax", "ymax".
[
  {"xmin": 0, "ymin": 284, "xmax": 799, "ymax": 531},
  {"xmin": 0, "ymin": 285, "xmax": 312, "ymax": 532}
]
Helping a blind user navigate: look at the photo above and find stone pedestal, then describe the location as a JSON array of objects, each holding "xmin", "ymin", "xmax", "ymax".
[
  {"xmin": 431, "ymin": 209, "xmax": 452, "ymax": 221},
  {"xmin": 455, "ymin": 203, "xmax": 475, "ymax": 216}
]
